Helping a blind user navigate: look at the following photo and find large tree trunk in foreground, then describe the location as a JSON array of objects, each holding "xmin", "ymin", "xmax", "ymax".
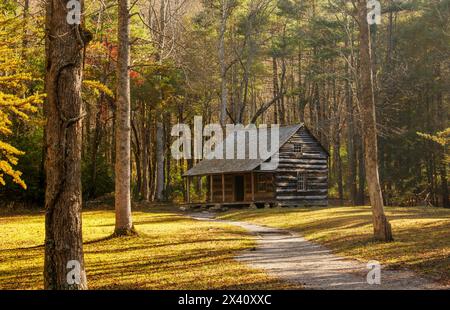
[
  {"xmin": 357, "ymin": 0, "xmax": 393, "ymax": 241},
  {"xmin": 115, "ymin": 0, "xmax": 134, "ymax": 235},
  {"xmin": 44, "ymin": 0, "xmax": 91, "ymax": 289}
]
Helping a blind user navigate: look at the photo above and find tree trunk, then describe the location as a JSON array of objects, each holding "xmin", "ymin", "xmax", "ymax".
[
  {"xmin": 44, "ymin": 0, "xmax": 91, "ymax": 289},
  {"xmin": 297, "ymin": 48, "xmax": 306, "ymax": 123},
  {"xmin": 272, "ymin": 57, "xmax": 279, "ymax": 123},
  {"xmin": 131, "ymin": 116, "xmax": 141, "ymax": 198},
  {"xmin": 345, "ymin": 58, "xmax": 357, "ymax": 204},
  {"xmin": 139, "ymin": 100, "xmax": 150, "ymax": 201},
  {"xmin": 155, "ymin": 121, "xmax": 165, "ymax": 201},
  {"xmin": 357, "ymin": 134, "xmax": 365, "ymax": 205},
  {"xmin": 22, "ymin": 0, "xmax": 29, "ymax": 56},
  {"xmin": 435, "ymin": 64, "xmax": 449, "ymax": 208},
  {"xmin": 219, "ymin": 0, "xmax": 228, "ymax": 126},
  {"xmin": 357, "ymin": 0, "xmax": 393, "ymax": 241},
  {"xmin": 89, "ymin": 100, "xmax": 102, "ymax": 198},
  {"xmin": 164, "ymin": 116, "xmax": 171, "ymax": 196},
  {"xmin": 114, "ymin": 0, "xmax": 134, "ymax": 235}
]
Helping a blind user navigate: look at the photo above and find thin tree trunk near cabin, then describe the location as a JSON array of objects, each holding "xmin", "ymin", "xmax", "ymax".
[
  {"xmin": 279, "ymin": 58, "xmax": 286, "ymax": 125},
  {"xmin": 333, "ymin": 137, "xmax": 344, "ymax": 204},
  {"xmin": 153, "ymin": 0, "xmax": 167, "ymax": 202},
  {"xmin": 109, "ymin": 109, "xmax": 115, "ymax": 165},
  {"xmin": 141, "ymin": 128, "xmax": 149, "ymax": 201},
  {"xmin": 140, "ymin": 101, "xmax": 150, "ymax": 201},
  {"xmin": 89, "ymin": 100, "xmax": 102, "ymax": 198},
  {"xmin": 426, "ymin": 155, "xmax": 434, "ymax": 206},
  {"xmin": 22, "ymin": 0, "xmax": 29, "ymax": 55},
  {"xmin": 279, "ymin": 94, "xmax": 286, "ymax": 125},
  {"xmin": 308, "ymin": 85, "xmax": 314, "ymax": 128},
  {"xmin": 440, "ymin": 162, "xmax": 449, "ymax": 208},
  {"xmin": 435, "ymin": 66, "xmax": 449, "ymax": 208},
  {"xmin": 356, "ymin": 134, "xmax": 365, "ymax": 205},
  {"xmin": 329, "ymin": 69, "xmax": 342, "ymax": 204},
  {"xmin": 150, "ymin": 121, "xmax": 156, "ymax": 200},
  {"xmin": 164, "ymin": 117, "xmax": 171, "ymax": 196},
  {"xmin": 131, "ymin": 116, "xmax": 141, "ymax": 198},
  {"xmin": 272, "ymin": 57, "xmax": 280, "ymax": 124},
  {"xmin": 44, "ymin": 0, "xmax": 91, "ymax": 289},
  {"xmin": 313, "ymin": 84, "xmax": 320, "ymax": 136},
  {"xmin": 357, "ymin": 0, "xmax": 393, "ymax": 241},
  {"xmin": 219, "ymin": 0, "xmax": 228, "ymax": 127},
  {"xmin": 297, "ymin": 48, "xmax": 307, "ymax": 123},
  {"xmin": 231, "ymin": 51, "xmax": 237, "ymax": 121},
  {"xmin": 336, "ymin": 143, "xmax": 344, "ymax": 204},
  {"xmin": 133, "ymin": 145, "xmax": 141, "ymax": 199},
  {"xmin": 114, "ymin": 0, "xmax": 134, "ymax": 235},
  {"xmin": 84, "ymin": 96, "xmax": 90, "ymax": 160},
  {"xmin": 156, "ymin": 121, "xmax": 165, "ymax": 201},
  {"xmin": 432, "ymin": 154, "xmax": 438, "ymax": 206},
  {"xmin": 346, "ymin": 65, "xmax": 357, "ymax": 204}
]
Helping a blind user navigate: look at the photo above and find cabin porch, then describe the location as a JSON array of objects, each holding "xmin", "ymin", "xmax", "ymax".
[{"xmin": 184, "ymin": 172, "xmax": 275, "ymax": 205}]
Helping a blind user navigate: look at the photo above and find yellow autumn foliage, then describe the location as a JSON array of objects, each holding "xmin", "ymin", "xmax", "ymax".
[
  {"xmin": 417, "ymin": 128, "xmax": 450, "ymax": 164},
  {"xmin": 83, "ymin": 79, "xmax": 114, "ymax": 98},
  {"xmin": 0, "ymin": 13, "xmax": 44, "ymax": 189}
]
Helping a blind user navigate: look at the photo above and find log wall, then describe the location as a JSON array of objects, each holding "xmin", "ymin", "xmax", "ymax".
[{"xmin": 274, "ymin": 127, "xmax": 328, "ymax": 206}]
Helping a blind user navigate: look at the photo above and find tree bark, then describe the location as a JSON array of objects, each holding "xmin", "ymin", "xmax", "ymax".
[
  {"xmin": 44, "ymin": 0, "xmax": 91, "ymax": 289},
  {"xmin": 131, "ymin": 116, "xmax": 141, "ymax": 198},
  {"xmin": 114, "ymin": 0, "xmax": 134, "ymax": 235},
  {"xmin": 155, "ymin": 121, "xmax": 165, "ymax": 201},
  {"xmin": 345, "ymin": 54, "xmax": 357, "ymax": 205},
  {"xmin": 357, "ymin": 0, "xmax": 393, "ymax": 241},
  {"xmin": 22, "ymin": 0, "xmax": 29, "ymax": 56},
  {"xmin": 140, "ymin": 101, "xmax": 150, "ymax": 201},
  {"xmin": 356, "ymin": 134, "xmax": 365, "ymax": 205},
  {"xmin": 219, "ymin": 0, "xmax": 229, "ymax": 126},
  {"xmin": 89, "ymin": 101, "xmax": 101, "ymax": 198}
]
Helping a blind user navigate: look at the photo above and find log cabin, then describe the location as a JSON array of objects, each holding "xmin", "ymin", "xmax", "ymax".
[{"xmin": 184, "ymin": 124, "xmax": 329, "ymax": 207}]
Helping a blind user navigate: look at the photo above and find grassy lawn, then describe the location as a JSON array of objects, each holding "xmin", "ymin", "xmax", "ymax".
[
  {"xmin": 218, "ymin": 206, "xmax": 450, "ymax": 285},
  {"xmin": 0, "ymin": 208, "xmax": 295, "ymax": 290}
]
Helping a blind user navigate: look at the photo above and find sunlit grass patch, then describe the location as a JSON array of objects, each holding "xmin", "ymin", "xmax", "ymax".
[
  {"xmin": 218, "ymin": 206, "xmax": 450, "ymax": 285},
  {"xmin": 0, "ymin": 209, "xmax": 295, "ymax": 289}
]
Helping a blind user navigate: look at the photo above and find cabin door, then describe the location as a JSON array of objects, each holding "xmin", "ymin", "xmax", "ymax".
[{"xmin": 234, "ymin": 175, "xmax": 245, "ymax": 202}]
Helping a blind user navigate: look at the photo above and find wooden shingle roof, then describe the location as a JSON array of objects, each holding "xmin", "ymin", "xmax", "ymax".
[{"xmin": 184, "ymin": 124, "xmax": 303, "ymax": 176}]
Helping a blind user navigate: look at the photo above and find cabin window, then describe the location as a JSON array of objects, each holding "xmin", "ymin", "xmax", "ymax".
[
  {"xmin": 294, "ymin": 143, "xmax": 302, "ymax": 153},
  {"xmin": 297, "ymin": 172, "xmax": 307, "ymax": 191},
  {"xmin": 257, "ymin": 174, "xmax": 273, "ymax": 192}
]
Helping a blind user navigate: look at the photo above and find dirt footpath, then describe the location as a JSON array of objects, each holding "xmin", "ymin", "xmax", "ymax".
[{"xmin": 189, "ymin": 212, "xmax": 446, "ymax": 290}]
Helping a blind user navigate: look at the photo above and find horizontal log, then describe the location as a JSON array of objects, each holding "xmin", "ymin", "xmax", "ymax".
[
  {"xmin": 279, "ymin": 158, "xmax": 327, "ymax": 165},
  {"xmin": 275, "ymin": 175, "xmax": 327, "ymax": 181},
  {"xmin": 277, "ymin": 164, "xmax": 327, "ymax": 170},
  {"xmin": 275, "ymin": 169, "xmax": 328, "ymax": 174},
  {"xmin": 275, "ymin": 184, "xmax": 328, "ymax": 190},
  {"xmin": 278, "ymin": 200, "xmax": 328, "ymax": 206},
  {"xmin": 276, "ymin": 188, "xmax": 327, "ymax": 193},
  {"xmin": 276, "ymin": 195, "xmax": 327, "ymax": 200},
  {"xmin": 280, "ymin": 148, "xmax": 322, "ymax": 154},
  {"xmin": 275, "ymin": 186, "xmax": 328, "ymax": 191},
  {"xmin": 279, "ymin": 152, "xmax": 327, "ymax": 158},
  {"xmin": 275, "ymin": 175, "xmax": 327, "ymax": 180},
  {"xmin": 277, "ymin": 163, "xmax": 327, "ymax": 168}
]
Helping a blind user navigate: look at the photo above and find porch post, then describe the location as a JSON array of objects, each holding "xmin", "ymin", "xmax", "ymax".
[
  {"xmin": 187, "ymin": 177, "xmax": 190, "ymax": 203},
  {"xmin": 210, "ymin": 175, "xmax": 213, "ymax": 202},
  {"xmin": 222, "ymin": 174, "xmax": 225, "ymax": 202}
]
